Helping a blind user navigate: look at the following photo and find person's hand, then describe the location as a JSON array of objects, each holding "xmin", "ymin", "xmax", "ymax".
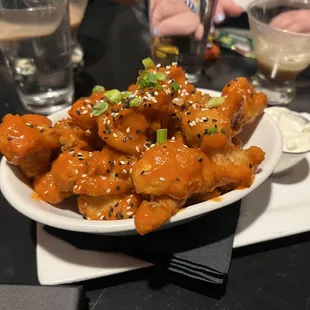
[
  {"xmin": 269, "ymin": 10, "xmax": 310, "ymax": 33},
  {"xmin": 149, "ymin": 0, "xmax": 243, "ymax": 40},
  {"xmin": 150, "ymin": 0, "xmax": 204, "ymax": 40},
  {"xmin": 214, "ymin": 0, "xmax": 243, "ymax": 24}
]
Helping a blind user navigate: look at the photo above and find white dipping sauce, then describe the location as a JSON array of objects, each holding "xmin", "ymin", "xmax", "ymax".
[{"xmin": 265, "ymin": 107, "xmax": 310, "ymax": 153}]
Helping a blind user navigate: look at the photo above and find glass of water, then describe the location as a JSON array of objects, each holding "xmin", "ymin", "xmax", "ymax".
[
  {"xmin": 248, "ymin": 0, "xmax": 310, "ymax": 106},
  {"xmin": 0, "ymin": 0, "xmax": 74, "ymax": 114},
  {"xmin": 151, "ymin": 0, "xmax": 217, "ymax": 84}
]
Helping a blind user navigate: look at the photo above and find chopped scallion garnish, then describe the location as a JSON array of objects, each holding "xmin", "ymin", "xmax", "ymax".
[
  {"xmin": 171, "ymin": 81, "xmax": 180, "ymax": 91},
  {"xmin": 208, "ymin": 127, "xmax": 218, "ymax": 134},
  {"xmin": 130, "ymin": 97, "xmax": 142, "ymax": 107},
  {"xmin": 104, "ymin": 89, "xmax": 122, "ymax": 104},
  {"xmin": 206, "ymin": 97, "xmax": 225, "ymax": 109},
  {"xmin": 123, "ymin": 91, "xmax": 133, "ymax": 99},
  {"xmin": 92, "ymin": 85, "xmax": 105, "ymax": 93},
  {"xmin": 156, "ymin": 72, "xmax": 167, "ymax": 81},
  {"xmin": 142, "ymin": 57, "xmax": 155, "ymax": 70},
  {"xmin": 157, "ymin": 129, "xmax": 167, "ymax": 144},
  {"xmin": 92, "ymin": 101, "xmax": 109, "ymax": 116}
]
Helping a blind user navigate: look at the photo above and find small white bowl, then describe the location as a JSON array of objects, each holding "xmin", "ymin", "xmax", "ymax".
[{"xmin": 265, "ymin": 107, "xmax": 310, "ymax": 175}]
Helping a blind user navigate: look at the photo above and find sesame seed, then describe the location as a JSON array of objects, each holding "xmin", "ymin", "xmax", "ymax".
[
  {"xmin": 154, "ymin": 91, "xmax": 158, "ymax": 96},
  {"xmin": 75, "ymin": 169, "xmax": 78, "ymax": 174},
  {"xmin": 126, "ymin": 127, "xmax": 130, "ymax": 133},
  {"xmin": 44, "ymin": 190, "xmax": 48, "ymax": 194},
  {"xmin": 247, "ymin": 89, "xmax": 251, "ymax": 94},
  {"xmin": 198, "ymin": 157, "xmax": 203, "ymax": 162},
  {"xmin": 140, "ymin": 170, "xmax": 145, "ymax": 175},
  {"xmin": 116, "ymin": 186, "xmax": 120, "ymax": 191},
  {"xmin": 120, "ymin": 161, "xmax": 125, "ymax": 165},
  {"xmin": 127, "ymin": 212, "xmax": 133, "ymax": 216},
  {"xmin": 122, "ymin": 169, "xmax": 127, "ymax": 174},
  {"xmin": 113, "ymin": 133, "xmax": 117, "ymax": 137},
  {"xmin": 166, "ymin": 71, "xmax": 171, "ymax": 74},
  {"xmin": 81, "ymin": 174, "xmax": 87, "ymax": 177},
  {"xmin": 135, "ymin": 146, "xmax": 140, "ymax": 152},
  {"xmin": 171, "ymin": 137, "xmax": 175, "ymax": 141},
  {"xmin": 159, "ymin": 177, "xmax": 166, "ymax": 181},
  {"xmin": 107, "ymin": 188, "xmax": 111, "ymax": 193},
  {"xmin": 176, "ymin": 177, "xmax": 180, "ymax": 181}
]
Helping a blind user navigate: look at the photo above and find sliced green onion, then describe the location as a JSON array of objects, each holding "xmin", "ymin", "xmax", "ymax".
[
  {"xmin": 208, "ymin": 127, "xmax": 218, "ymax": 134},
  {"xmin": 206, "ymin": 97, "xmax": 225, "ymax": 109},
  {"xmin": 123, "ymin": 91, "xmax": 133, "ymax": 99},
  {"xmin": 142, "ymin": 57, "xmax": 155, "ymax": 70},
  {"xmin": 92, "ymin": 85, "xmax": 105, "ymax": 93},
  {"xmin": 147, "ymin": 72, "xmax": 157, "ymax": 84},
  {"xmin": 130, "ymin": 97, "xmax": 142, "ymax": 107},
  {"xmin": 171, "ymin": 81, "xmax": 180, "ymax": 91},
  {"xmin": 104, "ymin": 89, "xmax": 122, "ymax": 104},
  {"xmin": 157, "ymin": 129, "xmax": 167, "ymax": 144},
  {"xmin": 92, "ymin": 100, "xmax": 109, "ymax": 116},
  {"xmin": 156, "ymin": 72, "xmax": 167, "ymax": 81}
]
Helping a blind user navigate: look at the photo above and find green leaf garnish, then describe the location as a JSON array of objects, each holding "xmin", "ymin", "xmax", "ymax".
[
  {"xmin": 155, "ymin": 72, "xmax": 167, "ymax": 81},
  {"xmin": 206, "ymin": 97, "xmax": 225, "ymax": 109},
  {"xmin": 92, "ymin": 85, "xmax": 105, "ymax": 93},
  {"xmin": 104, "ymin": 89, "xmax": 122, "ymax": 104},
  {"xmin": 171, "ymin": 81, "xmax": 180, "ymax": 91},
  {"xmin": 92, "ymin": 101, "xmax": 109, "ymax": 116},
  {"xmin": 157, "ymin": 129, "xmax": 167, "ymax": 144},
  {"xmin": 142, "ymin": 57, "xmax": 155, "ymax": 70},
  {"xmin": 130, "ymin": 97, "xmax": 142, "ymax": 107}
]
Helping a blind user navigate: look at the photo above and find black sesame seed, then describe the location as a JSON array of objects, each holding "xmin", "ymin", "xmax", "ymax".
[
  {"xmin": 130, "ymin": 203, "xmax": 134, "ymax": 208},
  {"xmin": 115, "ymin": 203, "xmax": 119, "ymax": 207},
  {"xmin": 141, "ymin": 91, "xmax": 145, "ymax": 95},
  {"xmin": 110, "ymin": 207, "xmax": 114, "ymax": 213},
  {"xmin": 76, "ymin": 110, "xmax": 81, "ymax": 115},
  {"xmin": 145, "ymin": 143, "xmax": 151, "ymax": 147},
  {"xmin": 108, "ymin": 212, "xmax": 112, "ymax": 218},
  {"xmin": 78, "ymin": 158, "xmax": 83, "ymax": 161},
  {"xmin": 148, "ymin": 104, "xmax": 152, "ymax": 108},
  {"xmin": 186, "ymin": 112, "xmax": 191, "ymax": 115},
  {"xmin": 85, "ymin": 161, "xmax": 89, "ymax": 166},
  {"xmin": 136, "ymin": 129, "xmax": 141, "ymax": 134},
  {"xmin": 105, "ymin": 124, "xmax": 109, "ymax": 130},
  {"xmin": 7, "ymin": 136, "xmax": 12, "ymax": 141},
  {"xmin": 187, "ymin": 120, "xmax": 191, "ymax": 125},
  {"xmin": 119, "ymin": 115, "xmax": 123, "ymax": 120},
  {"xmin": 176, "ymin": 177, "xmax": 180, "ymax": 181},
  {"xmin": 82, "ymin": 213, "xmax": 87, "ymax": 219},
  {"xmin": 198, "ymin": 157, "xmax": 203, "ymax": 162},
  {"xmin": 203, "ymin": 118, "xmax": 209, "ymax": 122},
  {"xmin": 119, "ymin": 161, "xmax": 123, "ymax": 165},
  {"xmin": 102, "ymin": 130, "xmax": 107, "ymax": 134},
  {"xmin": 115, "ymin": 173, "xmax": 119, "ymax": 177},
  {"xmin": 107, "ymin": 169, "xmax": 110, "ymax": 173},
  {"xmin": 221, "ymin": 128, "xmax": 226, "ymax": 134},
  {"xmin": 250, "ymin": 93, "xmax": 253, "ymax": 97},
  {"xmin": 212, "ymin": 119, "xmax": 217, "ymax": 122},
  {"xmin": 40, "ymin": 129, "xmax": 44, "ymax": 133},
  {"xmin": 197, "ymin": 133, "xmax": 201, "ymax": 138},
  {"xmin": 227, "ymin": 83, "xmax": 231, "ymax": 87},
  {"xmin": 73, "ymin": 181, "xmax": 76, "ymax": 186},
  {"xmin": 151, "ymin": 92, "xmax": 155, "ymax": 96},
  {"xmin": 143, "ymin": 98, "xmax": 147, "ymax": 102},
  {"xmin": 171, "ymin": 113, "xmax": 176, "ymax": 117},
  {"xmin": 104, "ymin": 137, "xmax": 108, "ymax": 140},
  {"xmin": 140, "ymin": 170, "xmax": 145, "ymax": 175},
  {"xmin": 128, "ymin": 135, "xmax": 133, "ymax": 140},
  {"xmin": 163, "ymin": 145, "xmax": 167, "ymax": 148},
  {"xmin": 29, "ymin": 123, "xmax": 33, "ymax": 128},
  {"xmin": 108, "ymin": 130, "xmax": 112, "ymax": 135},
  {"xmin": 215, "ymin": 124, "xmax": 218, "ymax": 128},
  {"xmin": 249, "ymin": 163, "xmax": 253, "ymax": 169},
  {"xmin": 123, "ymin": 138, "xmax": 127, "ymax": 142},
  {"xmin": 116, "ymin": 186, "xmax": 121, "ymax": 191}
]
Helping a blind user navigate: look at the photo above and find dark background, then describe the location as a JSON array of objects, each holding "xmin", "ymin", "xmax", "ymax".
[{"xmin": 1, "ymin": 1, "xmax": 310, "ymax": 309}]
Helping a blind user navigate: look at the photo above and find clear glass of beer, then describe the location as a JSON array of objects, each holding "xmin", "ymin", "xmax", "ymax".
[
  {"xmin": 0, "ymin": 0, "xmax": 74, "ymax": 114},
  {"xmin": 248, "ymin": 0, "xmax": 310, "ymax": 106}
]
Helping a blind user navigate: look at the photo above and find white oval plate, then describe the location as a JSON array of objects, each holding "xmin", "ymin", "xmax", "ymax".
[{"xmin": 0, "ymin": 89, "xmax": 283, "ymax": 235}]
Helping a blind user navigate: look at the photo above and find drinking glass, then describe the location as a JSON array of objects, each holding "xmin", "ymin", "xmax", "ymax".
[
  {"xmin": 0, "ymin": 0, "xmax": 74, "ymax": 114},
  {"xmin": 69, "ymin": 0, "xmax": 88, "ymax": 69},
  {"xmin": 248, "ymin": 0, "xmax": 310, "ymax": 106},
  {"xmin": 151, "ymin": 0, "xmax": 217, "ymax": 84}
]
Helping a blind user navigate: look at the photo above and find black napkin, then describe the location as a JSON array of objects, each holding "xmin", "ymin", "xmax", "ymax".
[
  {"xmin": 45, "ymin": 201, "xmax": 240, "ymax": 285},
  {"xmin": 0, "ymin": 285, "xmax": 85, "ymax": 310}
]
